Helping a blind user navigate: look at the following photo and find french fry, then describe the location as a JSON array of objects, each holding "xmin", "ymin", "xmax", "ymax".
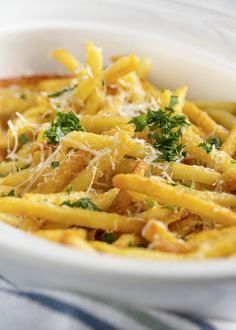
[
  {"xmin": 220, "ymin": 124, "xmax": 236, "ymax": 156},
  {"xmin": 90, "ymin": 241, "xmax": 185, "ymax": 260},
  {"xmin": 74, "ymin": 76, "xmax": 96, "ymax": 105},
  {"xmin": 142, "ymin": 219, "xmax": 195, "ymax": 253},
  {"xmin": 139, "ymin": 206, "xmax": 178, "ymax": 223},
  {"xmin": 0, "ymin": 168, "xmax": 34, "ymax": 187},
  {"xmin": 103, "ymin": 54, "xmax": 139, "ymax": 84},
  {"xmin": 119, "ymin": 72, "xmax": 145, "ymax": 103},
  {"xmin": 168, "ymin": 215, "xmax": 209, "ymax": 238},
  {"xmin": 38, "ymin": 78, "xmax": 72, "ymax": 93},
  {"xmin": 151, "ymin": 162, "xmax": 222, "ymax": 186},
  {"xmin": 113, "ymin": 233, "xmax": 145, "ymax": 248},
  {"xmin": 195, "ymin": 101, "xmax": 236, "ymax": 114},
  {"xmin": 33, "ymin": 150, "xmax": 90, "ymax": 193},
  {"xmin": 113, "ymin": 174, "xmax": 236, "ymax": 226},
  {"xmin": 187, "ymin": 190, "xmax": 236, "ymax": 208},
  {"xmin": 109, "ymin": 189, "xmax": 132, "ymax": 215},
  {"xmin": 158, "ymin": 89, "xmax": 172, "ymax": 110},
  {"xmin": 61, "ymin": 131, "xmax": 114, "ymax": 153},
  {"xmin": 141, "ymin": 80, "xmax": 161, "ymax": 99},
  {"xmin": 133, "ymin": 160, "xmax": 148, "ymax": 176},
  {"xmin": 80, "ymin": 115, "xmax": 129, "ymax": 134},
  {"xmin": 115, "ymin": 159, "xmax": 222, "ymax": 186},
  {"xmin": 81, "ymin": 90, "xmax": 101, "ymax": 115},
  {"xmin": 51, "ymin": 49, "xmax": 79, "ymax": 73},
  {"xmin": 174, "ymin": 85, "xmax": 188, "ymax": 114},
  {"xmin": 35, "ymin": 229, "xmax": 95, "ymax": 251},
  {"xmin": 92, "ymin": 188, "xmax": 119, "ymax": 211},
  {"xmin": 183, "ymin": 101, "xmax": 228, "ymax": 142},
  {"xmin": 0, "ymin": 74, "xmax": 72, "ymax": 87},
  {"xmin": 20, "ymin": 217, "xmax": 40, "ymax": 231},
  {"xmin": 0, "ymin": 159, "xmax": 31, "ymax": 177},
  {"xmin": 206, "ymin": 109, "xmax": 236, "ymax": 130},
  {"xmin": 35, "ymin": 228, "xmax": 87, "ymax": 241},
  {"xmin": 24, "ymin": 188, "xmax": 118, "ymax": 212},
  {"xmin": 0, "ymin": 93, "xmax": 37, "ymax": 120},
  {"xmin": 0, "ymin": 212, "xmax": 21, "ymax": 227},
  {"xmin": 136, "ymin": 58, "xmax": 151, "ymax": 79},
  {"xmin": 190, "ymin": 227, "xmax": 236, "ymax": 259},
  {"xmin": 0, "ymin": 197, "xmax": 144, "ymax": 233},
  {"xmin": 85, "ymin": 41, "xmax": 103, "ymax": 80}
]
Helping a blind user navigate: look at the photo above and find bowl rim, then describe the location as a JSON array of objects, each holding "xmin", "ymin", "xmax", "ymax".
[
  {"xmin": 0, "ymin": 23, "xmax": 235, "ymax": 70},
  {"xmin": 1, "ymin": 222, "xmax": 236, "ymax": 281}
]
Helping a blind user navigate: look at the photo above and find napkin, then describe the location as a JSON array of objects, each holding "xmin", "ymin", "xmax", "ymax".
[{"xmin": 0, "ymin": 276, "xmax": 234, "ymax": 330}]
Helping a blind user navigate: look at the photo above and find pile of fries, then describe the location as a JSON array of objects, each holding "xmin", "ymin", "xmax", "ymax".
[{"xmin": 0, "ymin": 42, "xmax": 236, "ymax": 260}]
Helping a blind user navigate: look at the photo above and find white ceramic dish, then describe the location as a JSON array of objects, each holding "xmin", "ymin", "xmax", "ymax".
[{"xmin": 0, "ymin": 24, "xmax": 236, "ymax": 320}]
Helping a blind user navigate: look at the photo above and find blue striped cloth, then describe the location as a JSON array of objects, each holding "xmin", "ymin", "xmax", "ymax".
[{"xmin": 0, "ymin": 276, "xmax": 234, "ymax": 330}]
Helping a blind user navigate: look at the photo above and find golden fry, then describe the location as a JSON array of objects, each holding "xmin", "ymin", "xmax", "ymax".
[{"xmin": 113, "ymin": 174, "xmax": 236, "ymax": 226}]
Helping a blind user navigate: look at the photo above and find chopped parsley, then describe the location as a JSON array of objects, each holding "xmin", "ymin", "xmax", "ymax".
[
  {"xmin": 7, "ymin": 189, "xmax": 15, "ymax": 197},
  {"xmin": 129, "ymin": 96, "xmax": 189, "ymax": 162},
  {"xmin": 1, "ymin": 189, "xmax": 15, "ymax": 197},
  {"xmin": 162, "ymin": 204, "xmax": 176, "ymax": 210},
  {"xmin": 144, "ymin": 198, "xmax": 158, "ymax": 208},
  {"xmin": 19, "ymin": 134, "xmax": 28, "ymax": 146},
  {"xmin": 66, "ymin": 185, "xmax": 73, "ymax": 195},
  {"xmin": 47, "ymin": 84, "xmax": 77, "ymax": 98},
  {"xmin": 198, "ymin": 136, "xmax": 220, "ymax": 154},
  {"xmin": 101, "ymin": 232, "xmax": 117, "ymax": 244},
  {"xmin": 19, "ymin": 94, "xmax": 27, "ymax": 100},
  {"xmin": 61, "ymin": 197, "xmax": 101, "ymax": 211},
  {"xmin": 194, "ymin": 223, "xmax": 203, "ymax": 232},
  {"xmin": 44, "ymin": 111, "xmax": 84, "ymax": 144},
  {"xmin": 51, "ymin": 161, "xmax": 60, "ymax": 169},
  {"xmin": 166, "ymin": 95, "xmax": 179, "ymax": 110}
]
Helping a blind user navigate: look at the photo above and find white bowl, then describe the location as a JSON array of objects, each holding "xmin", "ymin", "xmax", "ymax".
[{"xmin": 0, "ymin": 24, "xmax": 236, "ymax": 320}]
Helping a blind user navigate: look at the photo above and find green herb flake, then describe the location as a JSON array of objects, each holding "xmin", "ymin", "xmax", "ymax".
[
  {"xmin": 166, "ymin": 95, "xmax": 178, "ymax": 110},
  {"xmin": 231, "ymin": 160, "xmax": 236, "ymax": 164},
  {"xmin": 19, "ymin": 134, "xmax": 28, "ymax": 146},
  {"xmin": 44, "ymin": 111, "xmax": 84, "ymax": 144},
  {"xmin": 7, "ymin": 189, "xmax": 15, "ymax": 197},
  {"xmin": 19, "ymin": 94, "xmax": 27, "ymax": 100},
  {"xmin": 162, "ymin": 204, "xmax": 176, "ymax": 210},
  {"xmin": 194, "ymin": 223, "xmax": 203, "ymax": 231},
  {"xmin": 66, "ymin": 185, "xmax": 73, "ymax": 195},
  {"xmin": 101, "ymin": 232, "xmax": 116, "ymax": 244},
  {"xmin": 61, "ymin": 197, "xmax": 101, "ymax": 211},
  {"xmin": 198, "ymin": 136, "xmax": 221, "ymax": 154},
  {"xmin": 129, "ymin": 96, "xmax": 189, "ymax": 162},
  {"xmin": 144, "ymin": 198, "xmax": 158, "ymax": 208},
  {"xmin": 51, "ymin": 161, "xmax": 60, "ymax": 169},
  {"xmin": 47, "ymin": 84, "xmax": 77, "ymax": 98}
]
